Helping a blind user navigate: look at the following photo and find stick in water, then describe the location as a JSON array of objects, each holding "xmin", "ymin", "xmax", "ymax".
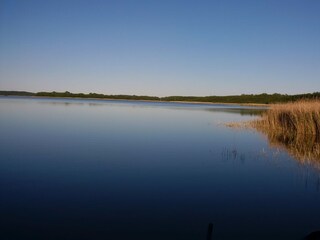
[{"xmin": 207, "ymin": 223, "xmax": 213, "ymax": 240}]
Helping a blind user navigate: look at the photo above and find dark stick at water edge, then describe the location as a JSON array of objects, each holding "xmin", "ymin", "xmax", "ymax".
[{"xmin": 206, "ymin": 223, "xmax": 213, "ymax": 240}]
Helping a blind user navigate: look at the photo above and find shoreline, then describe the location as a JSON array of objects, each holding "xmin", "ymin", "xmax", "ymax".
[{"xmin": 0, "ymin": 95, "xmax": 269, "ymax": 107}]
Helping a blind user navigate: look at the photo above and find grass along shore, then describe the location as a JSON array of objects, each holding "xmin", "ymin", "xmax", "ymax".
[{"xmin": 250, "ymin": 100, "xmax": 320, "ymax": 164}]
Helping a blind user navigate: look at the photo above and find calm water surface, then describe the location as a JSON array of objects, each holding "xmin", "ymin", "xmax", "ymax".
[{"xmin": 0, "ymin": 97, "xmax": 319, "ymax": 240}]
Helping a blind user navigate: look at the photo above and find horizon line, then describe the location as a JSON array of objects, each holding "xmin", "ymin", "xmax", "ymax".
[{"xmin": 1, "ymin": 89, "xmax": 320, "ymax": 98}]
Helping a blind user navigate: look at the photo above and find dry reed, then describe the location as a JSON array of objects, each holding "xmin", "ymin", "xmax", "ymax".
[{"xmin": 251, "ymin": 100, "xmax": 320, "ymax": 164}]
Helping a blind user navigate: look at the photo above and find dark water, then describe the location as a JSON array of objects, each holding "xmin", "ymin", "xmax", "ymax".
[{"xmin": 0, "ymin": 97, "xmax": 319, "ymax": 240}]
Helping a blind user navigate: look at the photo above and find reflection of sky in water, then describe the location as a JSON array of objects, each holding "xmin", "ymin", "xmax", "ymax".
[{"xmin": 0, "ymin": 97, "xmax": 319, "ymax": 240}]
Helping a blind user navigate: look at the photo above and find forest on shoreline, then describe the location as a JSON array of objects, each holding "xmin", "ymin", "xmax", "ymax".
[{"xmin": 1, "ymin": 90, "xmax": 320, "ymax": 104}]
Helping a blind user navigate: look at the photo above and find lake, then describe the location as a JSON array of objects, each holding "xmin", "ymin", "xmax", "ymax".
[{"xmin": 0, "ymin": 96, "xmax": 319, "ymax": 240}]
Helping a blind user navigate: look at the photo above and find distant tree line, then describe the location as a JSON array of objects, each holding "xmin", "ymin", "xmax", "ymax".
[
  {"xmin": 0, "ymin": 91, "xmax": 35, "ymax": 96},
  {"xmin": 1, "ymin": 90, "xmax": 320, "ymax": 104},
  {"xmin": 161, "ymin": 92, "xmax": 320, "ymax": 104},
  {"xmin": 35, "ymin": 91, "xmax": 160, "ymax": 101}
]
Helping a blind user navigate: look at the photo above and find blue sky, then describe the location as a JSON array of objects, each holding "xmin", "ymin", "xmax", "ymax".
[{"xmin": 0, "ymin": 0, "xmax": 319, "ymax": 96}]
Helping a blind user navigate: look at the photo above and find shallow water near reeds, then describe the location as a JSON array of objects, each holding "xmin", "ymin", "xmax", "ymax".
[{"xmin": 0, "ymin": 96, "xmax": 319, "ymax": 240}]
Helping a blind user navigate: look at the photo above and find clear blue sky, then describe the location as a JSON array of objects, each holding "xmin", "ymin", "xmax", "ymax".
[{"xmin": 0, "ymin": 0, "xmax": 319, "ymax": 96}]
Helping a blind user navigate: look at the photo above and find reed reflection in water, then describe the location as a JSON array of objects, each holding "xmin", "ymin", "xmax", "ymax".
[{"xmin": 260, "ymin": 130, "xmax": 320, "ymax": 168}]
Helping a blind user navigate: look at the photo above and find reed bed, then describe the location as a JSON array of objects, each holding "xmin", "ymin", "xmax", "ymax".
[
  {"xmin": 251, "ymin": 100, "xmax": 320, "ymax": 164},
  {"xmin": 252, "ymin": 100, "xmax": 320, "ymax": 137}
]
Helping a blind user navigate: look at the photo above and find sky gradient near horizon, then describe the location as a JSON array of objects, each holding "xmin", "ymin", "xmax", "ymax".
[{"xmin": 0, "ymin": 0, "xmax": 319, "ymax": 96}]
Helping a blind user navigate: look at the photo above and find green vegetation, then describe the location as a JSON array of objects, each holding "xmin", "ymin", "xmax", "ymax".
[
  {"xmin": 1, "ymin": 90, "xmax": 320, "ymax": 104},
  {"xmin": 161, "ymin": 92, "xmax": 320, "ymax": 104},
  {"xmin": 0, "ymin": 91, "xmax": 35, "ymax": 96},
  {"xmin": 35, "ymin": 91, "xmax": 160, "ymax": 101}
]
